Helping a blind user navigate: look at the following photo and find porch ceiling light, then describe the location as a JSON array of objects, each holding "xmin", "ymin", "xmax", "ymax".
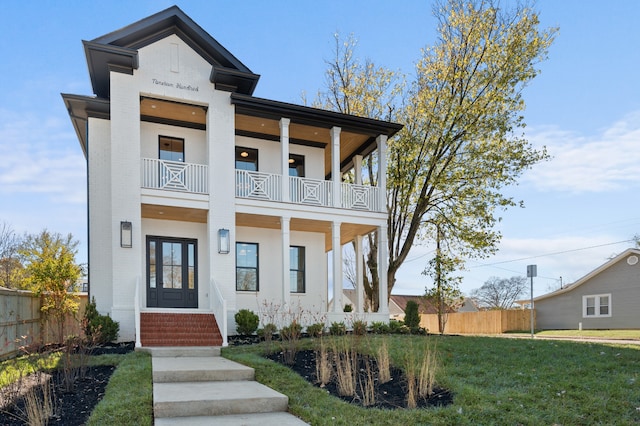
[
  {"xmin": 120, "ymin": 221, "xmax": 132, "ymax": 248},
  {"xmin": 240, "ymin": 151, "xmax": 249, "ymax": 157},
  {"xmin": 218, "ymin": 228, "xmax": 230, "ymax": 254}
]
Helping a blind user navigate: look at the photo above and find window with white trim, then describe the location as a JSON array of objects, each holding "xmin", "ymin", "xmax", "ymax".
[{"xmin": 582, "ymin": 294, "xmax": 611, "ymax": 318}]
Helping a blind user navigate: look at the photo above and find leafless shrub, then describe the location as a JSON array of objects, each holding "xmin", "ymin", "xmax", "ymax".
[
  {"xmin": 315, "ymin": 341, "xmax": 332, "ymax": 386},
  {"xmin": 358, "ymin": 357, "xmax": 376, "ymax": 406},
  {"xmin": 376, "ymin": 338, "xmax": 391, "ymax": 384}
]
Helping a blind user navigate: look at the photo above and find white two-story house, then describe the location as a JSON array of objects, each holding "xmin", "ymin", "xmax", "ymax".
[{"xmin": 62, "ymin": 6, "xmax": 402, "ymax": 347}]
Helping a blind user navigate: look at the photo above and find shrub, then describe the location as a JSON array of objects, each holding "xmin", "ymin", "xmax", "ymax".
[
  {"xmin": 388, "ymin": 319, "xmax": 409, "ymax": 334},
  {"xmin": 306, "ymin": 322, "xmax": 325, "ymax": 338},
  {"xmin": 84, "ymin": 297, "xmax": 119, "ymax": 343},
  {"xmin": 329, "ymin": 321, "xmax": 346, "ymax": 336},
  {"xmin": 343, "ymin": 304, "xmax": 353, "ymax": 312},
  {"xmin": 235, "ymin": 309, "xmax": 259, "ymax": 335},
  {"xmin": 257, "ymin": 323, "xmax": 277, "ymax": 340},
  {"xmin": 280, "ymin": 321, "xmax": 303, "ymax": 364},
  {"xmin": 352, "ymin": 320, "xmax": 367, "ymax": 336},
  {"xmin": 404, "ymin": 300, "xmax": 421, "ymax": 329},
  {"xmin": 369, "ymin": 321, "xmax": 390, "ymax": 334}
]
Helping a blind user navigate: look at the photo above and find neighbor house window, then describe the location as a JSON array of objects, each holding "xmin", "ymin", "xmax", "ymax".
[
  {"xmin": 159, "ymin": 136, "xmax": 184, "ymax": 162},
  {"xmin": 289, "ymin": 154, "xmax": 305, "ymax": 177},
  {"xmin": 235, "ymin": 147, "xmax": 258, "ymax": 171},
  {"xmin": 290, "ymin": 246, "xmax": 305, "ymax": 293},
  {"xmin": 236, "ymin": 242, "xmax": 258, "ymax": 291},
  {"xmin": 583, "ymin": 294, "xmax": 611, "ymax": 318}
]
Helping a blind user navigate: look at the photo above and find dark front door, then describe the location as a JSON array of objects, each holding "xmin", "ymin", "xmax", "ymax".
[{"xmin": 147, "ymin": 236, "xmax": 197, "ymax": 308}]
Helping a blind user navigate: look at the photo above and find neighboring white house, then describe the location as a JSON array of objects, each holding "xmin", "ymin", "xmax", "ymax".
[
  {"xmin": 534, "ymin": 248, "xmax": 640, "ymax": 330},
  {"xmin": 62, "ymin": 6, "xmax": 402, "ymax": 346}
]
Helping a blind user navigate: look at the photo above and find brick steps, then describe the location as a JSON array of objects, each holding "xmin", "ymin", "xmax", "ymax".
[{"xmin": 140, "ymin": 313, "xmax": 222, "ymax": 347}]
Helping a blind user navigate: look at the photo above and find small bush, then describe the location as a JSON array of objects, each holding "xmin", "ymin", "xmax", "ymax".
[
  {"xmin": 306, "ymin": 322, "xmax": 325, "ymax": 338},
  {"xmin": 388, "ymin": 319, "xmax": 409, "ymax": 334},
  {"xmin": 84, "ymin": 297, "xmax": 119, "ymax": 343},
  {"xmin": 280, "ymin": 321, "xmax": 303, "ymax": 364},
  {"xmin": 329, "ymin": 321, "xmax": 347, "ymax": 336},
  {"xmin": 343, "ymin": 304, "xmax": 353, "ymax": 312},
  {"xmin": 235, "ymin": 309, "xmax": 259, "ymax": 335},
  {"xmin": 404, "ymin": 300, "xmax": 421, "ymax": 329},
  {"xmin": 257, "ymin": 323, "xmax": 277, "ymax": 340},
  {"xmin": 369, "ymin": 321, "xmax": 390, "ymax": 334},
  {"xmin": 352, "ymin": 320, "xmax": 367, "ymax": 336}
]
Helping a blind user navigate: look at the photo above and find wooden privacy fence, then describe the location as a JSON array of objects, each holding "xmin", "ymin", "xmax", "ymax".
[
  {"xmin": 0, "ymin": 287, "xmax": 88, "ymax": 360},
  {"xmin": 420, "ymin": 309, "xmax": 534, "ymax": 334}
]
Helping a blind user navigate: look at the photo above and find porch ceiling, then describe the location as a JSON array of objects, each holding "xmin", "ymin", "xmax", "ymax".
[
  {"xmin": 142, "ymin": 204, "xmax": 208, "ymax": 223},
  {"xmin": 235, "ymin": 114, "xmax": 370, "ymax": 177},
  {"xmin": 140, "ymin": 97, "xmax": 207, "ymax": 128},
  {"xmin": 235, "ymin": 213, "xmax": 377, "ymax": 252}
]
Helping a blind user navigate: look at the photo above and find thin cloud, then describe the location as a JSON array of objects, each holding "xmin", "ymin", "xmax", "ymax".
[
  {"xmin": 524, "ymin": 111, "xmax": 640, "ymax": 193},
  {"xmin": 0, "ymin": 110, "xmax": 85, "ymax": 204}
]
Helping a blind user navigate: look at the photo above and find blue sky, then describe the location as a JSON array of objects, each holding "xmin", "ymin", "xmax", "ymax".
[{"xmin": 1, "ymin": 1, "xmax": 639, "ymax": 297}]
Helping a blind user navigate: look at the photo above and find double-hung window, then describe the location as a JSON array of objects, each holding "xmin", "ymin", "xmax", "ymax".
[
  {"xmin": 236, "ymin": 242, "xmax": 258, "ymax": 291},
  {"xmin": 583, "ymin": 294, "xmax": 611, "ymax": 318},
  {"xmin": 290, "ymin": 246, "xmax": 305, "ymax": 293}
]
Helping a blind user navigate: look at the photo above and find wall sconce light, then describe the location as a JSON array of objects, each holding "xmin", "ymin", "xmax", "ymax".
[
  {"xmin": 218, "ymin": 228, "xmax": 230, "ymax": 254},
  {"xmin": 120, "ymin": 221, "xmax": 132, "ymax": 248}
]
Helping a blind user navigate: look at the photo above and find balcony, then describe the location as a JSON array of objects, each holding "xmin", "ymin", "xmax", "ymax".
[
  {"xmin": 235, "ymin": 170, "xmax": 382, "ymax": 212},
  {"xmin": 141, "ymin": 158, "xmax": 208, "ymax": 194}
]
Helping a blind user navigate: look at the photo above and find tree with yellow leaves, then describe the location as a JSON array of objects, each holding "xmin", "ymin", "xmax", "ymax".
[
  {"xmin": 317, "ymin": 0, "xmax": 556, "ymax": 310},
  {"xmin": 19, "ymin": 230, "xmax": 84, "ymax": 343}
]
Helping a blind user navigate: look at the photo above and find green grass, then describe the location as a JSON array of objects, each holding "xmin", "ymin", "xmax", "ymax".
[
  {"xmin": 86, "ymin": 351, "xmax": 152, "ymax": 426},
  {"xmin": 222, "ymin": 335, "xmax": 640, "ymax": 425}
]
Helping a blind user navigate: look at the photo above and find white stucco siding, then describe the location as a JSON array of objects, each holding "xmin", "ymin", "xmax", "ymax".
[
  {"xmin": 536, "ymin": 258, "xmax": 640, "ymax": 329},
  {"xmin": 140, "ymin": 122, "xmax": 206, "ymax": 164},
  {"xmin": 137, "ymin": 35, "xmax": 211, "ymax": 104},
  {"xmin": 87, "ymin": 118, "xmax": 113, "ymax": 315},
  {"xmin": 207, "ymin": 89, "xmax": 236, "ymax": 329},
  {"xmin": 109, "ymin": 71, "xmax": 143, "ymax": 341},
  {"xmin": 234, "ymin": 227, "xmax": 327, "ymax": 325}
]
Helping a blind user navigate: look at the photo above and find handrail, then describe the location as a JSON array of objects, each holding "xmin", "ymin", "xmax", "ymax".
[
  {"xmin": 134, "ymin": 276, "xmax": 141, "ymax": 348},
  {"xmin": 210, "ymin": 278, "xmax": 228, "ymax": 347}
]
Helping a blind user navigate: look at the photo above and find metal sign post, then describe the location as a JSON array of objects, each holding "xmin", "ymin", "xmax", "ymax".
[{"xmin": 527, "ymin": 265, "xmax": 537, "ymax": 338}]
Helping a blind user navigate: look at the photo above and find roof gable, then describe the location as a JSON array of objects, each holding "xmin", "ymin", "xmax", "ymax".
[
  {"xmin": 84, "ymin": 5, "xmax": 259, "ymax": 98},
  {"xmin": 535, "ymin": 247, "xmax": 640, "ymax": 302}
]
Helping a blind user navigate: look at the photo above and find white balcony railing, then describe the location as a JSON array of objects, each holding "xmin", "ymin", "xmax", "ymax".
[
  {"xmin": 235, "ymin": 170, "xmax": 282, "ymax": 201},
  {"xmin": 142, "ymin": 158, "xmax": 208, "ymax": 194},
  {"xmin": 290, "ymin": 176, "xmax": 333, "ymax": 206},
  {"xmin": 342, "ymin": 182, "xmax": 380, "ymax": 211},
  {"xmin": 236, "ymin": 170, "xmax": 383, "ymax": 212}
]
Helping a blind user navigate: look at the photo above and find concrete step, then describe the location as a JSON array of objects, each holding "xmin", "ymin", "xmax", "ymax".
[
  {"xmin": 154, "ymin": 381, "xmax": 289, "ymax": 418},
  {"xmin": 155, "ymin": 412, "xmax": 309, "ymax": 425},
  {"xmin": 138, "ymin": 346, "xmax": 220, "ymax": 357},
  {"xmin": 152, "ymin": 356, "xmax": 254, "ymax": 383}
]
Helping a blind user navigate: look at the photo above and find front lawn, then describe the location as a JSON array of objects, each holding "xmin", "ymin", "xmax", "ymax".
[{"xmin": 223, "ymin": 335, "xmax": 640, "ymax": 425}]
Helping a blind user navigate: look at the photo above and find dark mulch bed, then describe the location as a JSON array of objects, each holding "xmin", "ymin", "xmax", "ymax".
[
  {"xmin": 267, "ymin": 349, "xmax": 453, "ymax": 410},
  {"xmin": 0, "ymin": 342, "xmax": 135, "ymax": 426}
]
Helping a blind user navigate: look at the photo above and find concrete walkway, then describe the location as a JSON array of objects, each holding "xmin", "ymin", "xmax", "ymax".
[{"xmin": 140, "ymin": 347, "xmax": 308, "ymax": 425}]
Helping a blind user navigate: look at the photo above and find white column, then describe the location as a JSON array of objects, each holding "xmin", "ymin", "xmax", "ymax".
[
  {"xmin": 332, "ymin": 221, "xmax": 342, "ymax": 313},
  {"xmin": 280, "ymin": 118, "xmax": 290, "ymax": 202},
  {"xmin": 355, "ymin": 235, "xmax": 364, "ymax": 313},
  {"xmin": 378, "ymin": 224, "xmax": 389, "ymax": 314},
  {"xmin": 330, "ymin": 127, "xmax": 341, "ymax": 208},
  {"xmin": 281, "ymin": 216, "xmax": 291, "ymax": 305},
  {"xmin": 354, "ymin": 154, "xmax": 363, "ymax": 185},
  {"xmin": 376, "ymin": 135, "xmax": 388, "ymax": 212}
]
